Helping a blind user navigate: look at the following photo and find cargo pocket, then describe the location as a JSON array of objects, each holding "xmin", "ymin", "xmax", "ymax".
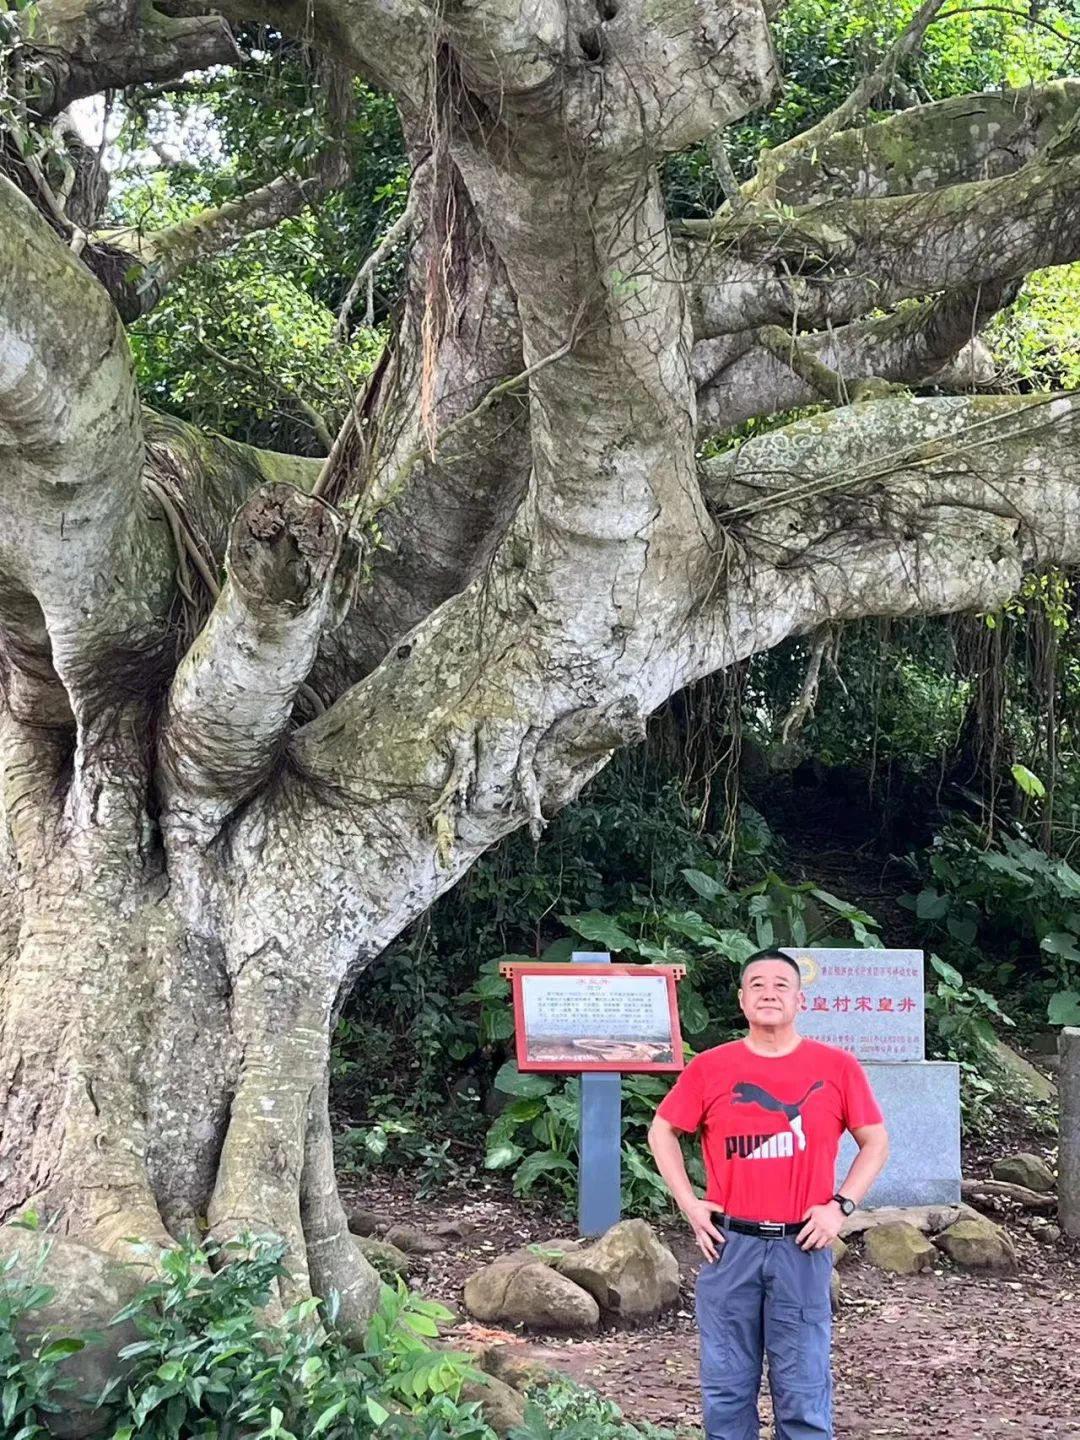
[
  {"xmin": 797, "ymin": 1301, "xmax": 832, "ymax": 1392},
  {"xmin": 766, "ymin": 1299, "xmax": 832, "ymax": 1394}
]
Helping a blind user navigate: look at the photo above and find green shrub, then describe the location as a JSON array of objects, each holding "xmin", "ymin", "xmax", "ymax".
[
  {"xmin": 1, "ymin": 1236, "xmax": 493, "ymax": 1440},
  {"xmin": 510, "ymin": 1380, "xmax": 690, "ymax": 1440},
  {"xmin": 0, "ymin": 1252, "xmax": 86, "ymax": 1439},
  {"xmin": 902, "ymin": 824, "xmax": 1080, "ymax": 1028}
]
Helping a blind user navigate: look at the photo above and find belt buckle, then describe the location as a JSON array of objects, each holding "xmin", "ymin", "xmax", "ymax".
[{"xmin": 758, "ymin": 1221, "xmax": 785, "ymax": 1238}]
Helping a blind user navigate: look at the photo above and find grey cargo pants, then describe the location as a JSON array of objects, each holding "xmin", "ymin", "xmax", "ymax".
[{"xmin": 696, "ymin": 1230, "xmax": 833, "ymax": 1440}]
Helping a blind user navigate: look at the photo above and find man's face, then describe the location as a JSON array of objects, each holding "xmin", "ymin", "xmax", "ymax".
[{"xmin": 738, "ymin": 959, "xmax": 801, "ymax": 1029}]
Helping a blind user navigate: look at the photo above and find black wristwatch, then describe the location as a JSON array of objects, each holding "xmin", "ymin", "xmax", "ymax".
[{"xmin": 832, "ymin": 1192, "xmax": 856, "ymax": 1216}]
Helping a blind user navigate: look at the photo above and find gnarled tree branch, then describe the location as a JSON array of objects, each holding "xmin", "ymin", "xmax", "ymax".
[
  {"xmin": 684, "ymin": 152, "xmax": 1080, "ymax": 337},
  {"xmin": 12, "ymin": 0, "xmax": 240, "ymax": 120},
  {"xmin": 695, "ymin": 280, "xmax": 1012, "ymax": 434},
  {"xmin": 0, "ymin": 173, "xmax": 144, "ymax": 630},
  {"xmin": 95, "ymin": 62, "xmax": 353, "ymax": 320},
  {"xmin": 159, "ymin": 485, "xmax": 344, "ymax": 842},
  {"xmin": 760, "ymin": 80, "xmax": 1080, "ymax": 207},
  {"xmin": 741, "ymin": 0, "xmax": 950, "ymax": 204}
]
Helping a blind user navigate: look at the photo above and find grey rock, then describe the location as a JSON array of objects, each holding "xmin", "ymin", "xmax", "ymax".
[
  {"xmin": 346, "ymin": 1208, "xmax": 387, "ymax": 1237},
  {"xmin": 933, "ymin": 1217, "xmax": 1017, "ymax": 1272},
  {"xmin": 555, "ymin": 1219, "xmax": 679, "ymax": 1321},
  {"xmin": 991, "ymin": 1153, "xmax": 1056, "ymax": 1194},
  {"xmin": 0, "ymin": 1227, "xmax": 146, "ymax": 1440},
  {"xmin": 864, "ymin": 1222, "xmax": 936, "ymax": 1275},
  {"xmin": 352, "ymin": 1236, "xmax": 411, "ymax": 1280},
  {"xmin": 464, "ymin": 1257, "xmax": 599, "ymax": 1331},
  {"xmin": 382, "ymin": 1223, "xmax": 445, "ymax": 1255},
  {"xmin": 459, "ymin": 1373, "xmax": 527, "ymax": 1435},
  {"xmin": 479, "ymin": 1343, "xmax": 559, "ymax": 1393}
]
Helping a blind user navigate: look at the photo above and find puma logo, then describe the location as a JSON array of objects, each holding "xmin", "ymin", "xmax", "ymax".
[{"xmin": 731, "ymin": 1080, "xmax": 824, "ymax": 1152}]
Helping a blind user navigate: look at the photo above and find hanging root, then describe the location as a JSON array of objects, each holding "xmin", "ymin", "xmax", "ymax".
[
  {"xmin": 780, "ymin": 626, "xmax": 834, "ymax": 745},
  {"xmin": 301, "ymin": 1070, "xmax": 381, "ymax": 1337}
]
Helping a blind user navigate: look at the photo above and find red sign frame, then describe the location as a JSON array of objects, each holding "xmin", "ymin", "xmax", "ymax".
[{"xmin": 501, "ymin": 963, "xmax": 686, "ymax": 1074}]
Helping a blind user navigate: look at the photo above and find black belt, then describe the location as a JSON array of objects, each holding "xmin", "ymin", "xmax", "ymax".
[{"xmin": 716, "ymin": 1213, "xmax": 802, "ymax": 1238}]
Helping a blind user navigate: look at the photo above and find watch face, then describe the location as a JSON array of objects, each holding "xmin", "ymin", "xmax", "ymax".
[{"xmin": 841, "ymin": 1198, "xmax": 855, "ymax": 1215}]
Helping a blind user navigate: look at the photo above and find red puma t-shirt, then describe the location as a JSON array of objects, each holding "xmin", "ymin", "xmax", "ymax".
[{"xmin": 657, "ymin": 1038, "xmax": 883, "ymax": 1223}]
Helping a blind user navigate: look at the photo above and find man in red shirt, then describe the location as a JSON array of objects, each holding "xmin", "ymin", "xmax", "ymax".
[{"xmin": 648, "ymin": 949, "xmax": 889, "ymax": 1440}]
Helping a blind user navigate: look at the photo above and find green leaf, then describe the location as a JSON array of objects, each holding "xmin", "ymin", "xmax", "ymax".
[
  {"xmin": 1049, "ymin": 989, "xmax": 1080, "ymax": 1025},
  {"xmin": 562, "ymin": 911, "xmax": 637, "ymax": 953},
  {"xmin": 1011, "ymin": 763, "xmax": 1047, "ymax": 798},
  {"xmin": 930, "ymin": 953, "xmax": 964, "ymax": 988},
  {"xmin": 661, "ymin": 911, "xmax": 725, "ymax": 947},
  {"xmin": 485, "ymin": 1142, "xmax": 525, "ymax": 1171},
  {"xmin": 712, "ymin": 930, "xmax": 758, "ymax": 964},
  {"xmin": 946, "ymin": 914, "xmax": 978, "ymax": 946},
  {"xmin": 915, "ymin": 889, "xmax": 950, "ymax": 921},
  {"xmin": 460, "ymin": 974, "xmax": 510, "ymax": 1001},
  {"xmin": 635, "ymin": 939, "xmax": 690, "ymax": 964},
  {"xmin": 541, "ymin": 938, "xmax": 576, "ymax": 962},
  {"xmin": 38, "ymin": 1337, "xmax": 86, "ymax": 1361},
  {"xmin": 363, "ymin": 1127, "xmax": 388, "ymax": 1157},
  {"xmin": 311, "ymin": 1398, "xmax": 348, "ymax": 1434},
  {"xmin": 503, "ymin": 1098, "xmax": 545, "ymax": 1122},
  {"xmin": 366, "ymin": 1396, "xmax": 391, "ymax": 1426},
  {"xmin": 681, "ymin": 868, "xmax": 728, "ymax": 901},
  {"xmin": 810, "ymin": 889, "xmax": 879, "ymax": 928},
  {"xmin": 678, "ymin": 985, "xmax": 710, "ymax": 1034},
  {"xmin": 481, "ymin": 1008, "xmax": 516, "ymax": 1042},
  {"xmin": 512, "ymin": 1150, "xmax": 574, "ymax": 1195},
  {"xmin": 1041, "ymin": 931, "xmax": 1080, "ymax": 963},
  {"xmin": 493, "ymin": 1061, "xmax": 556, "ymax": 1098}
]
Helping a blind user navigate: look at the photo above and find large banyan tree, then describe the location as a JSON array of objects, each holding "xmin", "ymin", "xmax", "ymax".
[{"xmin": 1, "ymin": 0, "xmax": 1079, "ymax": 1321}]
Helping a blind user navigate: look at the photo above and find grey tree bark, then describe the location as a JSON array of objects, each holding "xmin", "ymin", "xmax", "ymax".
[{"xmin": 2, "ymin": 0, "xmax": 1080, "ymax": 1328}]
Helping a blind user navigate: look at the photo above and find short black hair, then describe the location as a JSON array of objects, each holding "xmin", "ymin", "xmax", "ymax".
[{"xmin": 739, "ymin": 948, "xmax": 802, "ymax": 985}]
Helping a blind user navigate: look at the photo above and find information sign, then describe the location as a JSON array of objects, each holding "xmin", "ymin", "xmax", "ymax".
[{"xmin": 503, "ymin": 963, "xmax": 685, "ymax": 1073}]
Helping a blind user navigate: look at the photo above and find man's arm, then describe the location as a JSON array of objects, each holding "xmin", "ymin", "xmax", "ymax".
[
  {"xmin": 647, "ymin": 1114, "xmax": 725, "ymax": 1261},
  {"xmin": 797, "ymin": 1122, "xmax": 890, "ymax": 1251}
]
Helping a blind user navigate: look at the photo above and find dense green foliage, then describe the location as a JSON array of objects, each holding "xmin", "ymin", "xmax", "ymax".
[
  {"xmin": 0, "ymin": 1233, "xmax": 490, "ymax": 1439},
  {"xmin": 116, "ymin": 48, "xmax": 405, "ymax": 451},
  {"xmin": 903, "ymin": 827, "xmax": 1080, "ymax": 1030},
  {"xmin": 1, "ymin": 1246, "xmax": 686, "ymax": 1440}
]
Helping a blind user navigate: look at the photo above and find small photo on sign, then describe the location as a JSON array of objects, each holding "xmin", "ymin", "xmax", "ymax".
[{"xmin": 511, "ymin": 965, "xmax": 684, "ymax": 1073}]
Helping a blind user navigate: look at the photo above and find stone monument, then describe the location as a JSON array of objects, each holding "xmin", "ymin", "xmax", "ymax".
[{"xmin": 781, "ymin": 948, "xmax": 962, "ymax": 1207}]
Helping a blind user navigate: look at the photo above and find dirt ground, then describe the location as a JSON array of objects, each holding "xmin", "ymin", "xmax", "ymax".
[{"xmin": 343, "ymin": 1172, "xmax": 1080, "ymax": 1440}]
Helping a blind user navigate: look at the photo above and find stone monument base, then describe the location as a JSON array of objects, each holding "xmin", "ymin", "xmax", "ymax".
[{"xmin": 837, "ymin": 1061, "xmax": 961, "ymax": 1207}]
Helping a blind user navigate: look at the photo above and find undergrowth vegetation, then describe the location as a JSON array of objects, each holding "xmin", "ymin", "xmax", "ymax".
[{"xmin": 0, "ymin": 1235, "xmax": 690, "ymax": 1440}]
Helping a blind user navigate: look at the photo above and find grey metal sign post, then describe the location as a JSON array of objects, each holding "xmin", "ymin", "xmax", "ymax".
[{"xmin": 573, "ymin": 950, "xmax": 623, "ymax": 1236}]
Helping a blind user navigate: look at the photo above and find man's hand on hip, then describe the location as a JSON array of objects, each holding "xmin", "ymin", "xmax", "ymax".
[
  {"xmin": 797, "ymin": 1201, "xmax": 844, "ymax": 1251},
  {"xmin": 681, "ymin": 1198, "xmax": 726, "ymax": 1262}
]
